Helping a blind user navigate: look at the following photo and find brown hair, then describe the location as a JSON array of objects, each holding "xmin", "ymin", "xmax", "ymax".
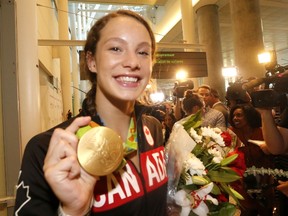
[
  {"xmin": 84, "ymin": 10, "xmax": 156, "ymax": 116},
  {"xmin": 182, "ymin": 90, "xmax": 203, "ymax": 114}
]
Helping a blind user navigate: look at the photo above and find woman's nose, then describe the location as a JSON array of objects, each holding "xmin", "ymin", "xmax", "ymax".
[{"xmin": 122, "ymin": 52, "xmax": 140, "ymax": 70}]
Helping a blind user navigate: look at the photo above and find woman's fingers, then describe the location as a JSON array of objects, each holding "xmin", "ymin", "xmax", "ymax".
[
  {"xmin": 44, "ymin": 154, "xmax": 80, "ymax": 182},
  {"xmin": 45, "ymin": 116, "xmax": 92, "ymax": 164},
  {"xmin": 66, "ymin": 116, "xmax": 91, "ymax": 134}
]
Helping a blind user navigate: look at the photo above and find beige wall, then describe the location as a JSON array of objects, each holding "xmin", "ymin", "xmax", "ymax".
[
  {"xmin": 0, "ymin": 60, "xmax": 6, "ymax": 216},
  {"xmin": 37, "ymin": 0, "xmax": 64, "ymax": 131}
]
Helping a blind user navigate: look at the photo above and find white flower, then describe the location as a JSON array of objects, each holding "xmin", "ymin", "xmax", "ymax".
[
  {"xmin": 208, "ymin": 148, "xmax": 224, "ymax": 163},
  {"xmin": 189, "ymin": 128, "xmax": 202, "ymax": 143},
  {"xmin": 184, "ymin": 153, "xmax": 206, "ymax": 176},
  {"xmin": 201, "ymin": 127, "xmax": 225, "ymax": 147},
  {"xmin": 201, "ymin": 127, "xmax": 214, "ymax": 137},
  {"xmin": 212, "ymin": 127, "xmax": 222, "ymax": 134},
  {"xmin": 174, "ymin": 183, "xmax": 218, "ymax": 216}
]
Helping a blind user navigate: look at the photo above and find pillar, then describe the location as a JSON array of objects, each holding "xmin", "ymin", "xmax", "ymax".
[
  {"xmin": 180, "ymin": 0, "xmax": 197, "ymax": 44},
  {"xmin": 196, "ymin": 4, "xmax": 225, "ymax": 98},
  {"xmin": 16, "ymin": 0, "xmax": 41, "ymax": 150},
  {"xmin": 58, "ymin": 0, "xmax": 72, "ymax": 119},
  {"xmin": 70, "ymin": 4, "xmax": 81, "ymax": 115},
  {"xmin": 180, "ymin": 0, "xmax": 200, "ymax": 88},
  {"xmin": 230, "ymin": 0, "xmax": 266, "ymax": 79}
]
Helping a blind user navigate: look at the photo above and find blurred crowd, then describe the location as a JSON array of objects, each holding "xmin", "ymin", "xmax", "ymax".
[{"xmin": 147, "ymin": 76, "xmax": 288, "ymax": 216}]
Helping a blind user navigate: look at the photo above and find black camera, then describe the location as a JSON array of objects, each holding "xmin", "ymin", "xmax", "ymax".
[
  {"xmin": 243, "ymin": 67, "xmax": 288, "ymax": 108},
  {"xmin": 173, "ymin": 80, "xmax": 194, "ymax": 98},
  {"xmin": 250, "ymin": 89, "xmax": 287, "ymax": 108}
]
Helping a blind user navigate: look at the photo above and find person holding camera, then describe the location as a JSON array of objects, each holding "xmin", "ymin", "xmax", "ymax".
[
  {"xmin": 258, "ymin": 108, "xmax": 288, "ymax": 155},
  {"xmin": 229, "ymin": 104, "xmax": 275, "ymax": 215},
  {"xmin": 172, "ymin": 80, "xmax": 194, "ymax": 120}
]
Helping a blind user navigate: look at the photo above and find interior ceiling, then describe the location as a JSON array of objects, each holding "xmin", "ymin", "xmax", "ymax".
[
  {"xmin": 68, "ymin": 0, "xmax": 288, "ymax": 91},
  {"xmin": 69, "ymin": 0, "xmax": 168, "ymax": 5}
]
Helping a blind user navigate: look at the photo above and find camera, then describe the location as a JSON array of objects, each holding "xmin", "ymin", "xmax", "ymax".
[
  {"xmin": 243, "ymin": 66, "xmax": 288, "ymax": 108},
  {"xmin": 173, "ymin": 80, "xmax": 194, "ymax": 98},
  {"xmin": 250, "ymin": 89, "xmax": 287, "ymax": 108}
]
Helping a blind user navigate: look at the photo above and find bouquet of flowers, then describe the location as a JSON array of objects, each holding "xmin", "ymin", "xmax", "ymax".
[{"xmin": 166, "ymin": 111, "xmax": 246, "ymax": 216}]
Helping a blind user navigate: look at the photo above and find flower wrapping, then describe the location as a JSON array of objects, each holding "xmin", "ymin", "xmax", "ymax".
[{"xmin": 166, "ymin": 111, "xmax": 245, "ymax": 216}]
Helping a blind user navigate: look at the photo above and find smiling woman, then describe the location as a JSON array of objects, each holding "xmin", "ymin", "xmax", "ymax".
[
  {"xmin": 14, "ymin": 10, "xmax": 168, "ymax": 216},
  {"xmin": 229, "ymin": 104, "xmax": 276, "ymax": 216}
]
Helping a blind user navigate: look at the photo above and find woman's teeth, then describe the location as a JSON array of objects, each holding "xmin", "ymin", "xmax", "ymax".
[{"xmin": 117, "ymin": 76, "xmax": 138, "ymax": 82}]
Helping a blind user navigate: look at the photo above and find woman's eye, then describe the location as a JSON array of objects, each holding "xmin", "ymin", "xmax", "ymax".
[
  {"xmin": 138, "ymin": 51, "xmax": 149, "ymax": 56},
  {"xmin": 110, "ymin": 47, "xmax": 121, "ymax": 52}
]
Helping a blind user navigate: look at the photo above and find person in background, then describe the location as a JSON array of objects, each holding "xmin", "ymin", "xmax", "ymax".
[
  {"xmin": 258, "ymin": 108, "xmax": 288, "ymax": 203},
  {"xmin": 14, "ymin": 10, "xmax": 167, "ymax": 216},
  {"xmin": 196, "ymin": 86, "xmax": 227, "ymax": 130},
  {"xmin": 162, "ymin": 112, "xmax": 176, "ymax": 144},
  {"xmin": 197, "ymin": 84, "xmax": 211, "ymax": 107},
  {"xmin": 225, "ymin": 82, "xmax": 252, "ymax": 110},
  {"xmin": 207, "ymin": 88, "xmax": 229, "ymax": 126},
  {"xmin": 259, "ymin": 108, "xmax": 288, "ymax": 155},
  {"xmin": 229, "ymin": 104, "xmax": 275, "ymax": 216},
  {"xmin": 179, "ymin": 89, "xmax": 226, "ymax": 130}
]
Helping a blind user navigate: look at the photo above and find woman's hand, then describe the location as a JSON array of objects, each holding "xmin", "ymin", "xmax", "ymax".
[
  {"xmin": 277, "ymin": 180, "xmax": 288, "ymax": 197},
  {"xmin": 43, "ymin": 116, "xmax": 97, "ymax": 215}
]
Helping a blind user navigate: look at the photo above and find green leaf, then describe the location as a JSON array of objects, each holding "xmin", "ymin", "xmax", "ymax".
[
  {"xmin": 207, "ymin": 201, "xmax": 237, "ymax": 216},
  {"xmin": 208, "ymin": 170, "xmax": 241, "ymax": 183},
  {"xmin": 191, "ymin": 176, "xmax": 209, "ymax": 185},
  {"xmin": 219, "ymin": 182, "xmax": 242, "ymax": 206},
  {"xmin": 217, "ymin": 203, "xmax": 237, "ymax": 216},
  {"xmin": 206, "ymin": 162, "xmax": 221, "ymax": 171},
  {"xmin": 183, "ymin": 110, "xmax": 202, "ymax": 131},
  {"xmin": 220, "ymin": 154, "xmax": 238, "ymax": 166},
  {"xmin": 191, "ymin": 144, "xmax": 204, "ymax": 156},
  {"xmin": 182, "ymin": 184, "xmax": 198, "ymax": 191},
  {"xmin": 229, "ymin": 186, "xmax": 244, "ymax": 200},
  {"xmin": 211, "ymin": 183, "xmax": 221, "ymax": 195}
]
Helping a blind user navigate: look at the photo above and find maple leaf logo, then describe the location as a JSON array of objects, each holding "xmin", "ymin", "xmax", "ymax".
[{"xmin": 14, "ymin": 171, "xmax": 31, "ymax": 216}]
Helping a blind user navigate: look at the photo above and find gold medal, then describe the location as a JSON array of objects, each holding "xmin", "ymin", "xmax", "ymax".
[{"xmin": 77, "ymin": 126, "xmax": 124, "ymax": 176}]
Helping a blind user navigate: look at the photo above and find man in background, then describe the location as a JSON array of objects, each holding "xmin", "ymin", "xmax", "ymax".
[{"xmin": 208, "ymin": 88, "xmax": 229, "ymax": 126}]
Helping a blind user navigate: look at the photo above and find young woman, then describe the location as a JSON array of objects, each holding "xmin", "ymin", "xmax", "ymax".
[
  {"xmin": 229, "ymin": 104, "xmax": 275, "ymax": 216},
  {"xmin": 14, "ymin": 10, "xmax": 167, "ymax": 216}
]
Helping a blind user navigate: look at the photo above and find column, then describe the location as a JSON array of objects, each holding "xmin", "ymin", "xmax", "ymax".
[
  {"xmin": 230, "ymin": 0, "xmax": 265, "ymax": 79},
  {"xmin": 58, "ymin": 0, "xmax": 72, "ymax": 119},
  {"xmin": 180, "ymin": 0, "xmax": 197, "ymax": 44},
  {"xmin": 70, "ymin": 4, "xmax": 81, "ymax": 115},
  {"xmin": 16, "ymin": 0, "xmax": 41, "ymax": 149},
  {"xmin": 196, "ymin": 4, "xmax": 225, "ymax": 98},
  {"xmin": 180, "ymin": 0, "xmax": 200, "ymax": 88}
]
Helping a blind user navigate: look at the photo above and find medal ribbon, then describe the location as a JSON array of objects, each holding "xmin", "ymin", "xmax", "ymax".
[{"xmin": 124, "ymin": 113, "xmax": 137, "ymax": 156}]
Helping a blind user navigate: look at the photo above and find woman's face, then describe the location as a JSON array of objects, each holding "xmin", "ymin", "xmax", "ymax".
[
  {"xmin": 89, "ymin": 16, "xmax": 153, "ymax": 102},
  {"xmin": 232, "ymin": 108, "xmax": 247, "ymax": 128},
  {"xmin": 164, "ymin": 115, "xmax": 174, "ymax": 129}
]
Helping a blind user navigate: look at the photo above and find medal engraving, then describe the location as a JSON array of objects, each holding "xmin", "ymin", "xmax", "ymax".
[{"xmin": 77, "ymin": 126, "xmax": 124, "ymax": 176}]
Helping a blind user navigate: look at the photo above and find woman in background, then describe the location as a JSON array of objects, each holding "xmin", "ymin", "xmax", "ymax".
[{"xmin": 229, "ymin": 104, "xmax": 275, "ymax": 216}]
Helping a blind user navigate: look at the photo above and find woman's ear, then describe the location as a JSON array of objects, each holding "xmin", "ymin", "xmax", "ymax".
[{"xmin": 86, "ymin": 51, "xmax": 97, "ymax": 73}]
